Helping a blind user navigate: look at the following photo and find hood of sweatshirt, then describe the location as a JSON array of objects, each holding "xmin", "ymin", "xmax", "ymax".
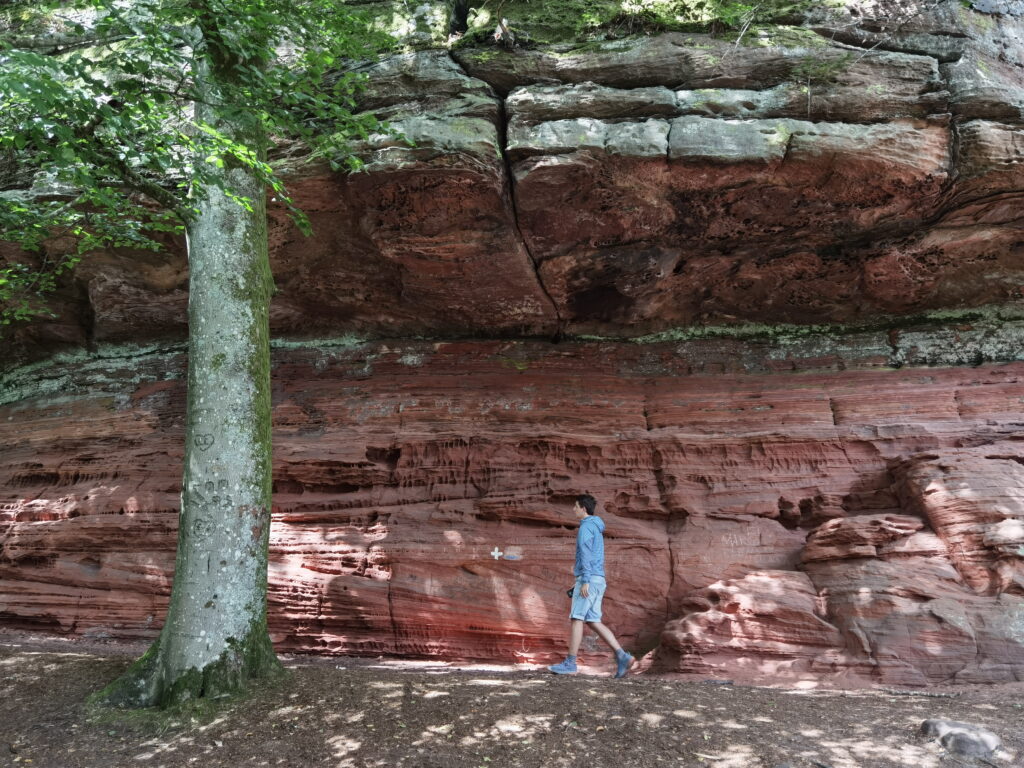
[{"xmin": 580, "ymin": 515, "xmax": 605, "ymax": 533}]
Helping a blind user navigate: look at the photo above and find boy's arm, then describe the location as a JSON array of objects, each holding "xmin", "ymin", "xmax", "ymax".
[{"xmin": 578, "ymin": 525, "xmax": 597, "ymax": 585}]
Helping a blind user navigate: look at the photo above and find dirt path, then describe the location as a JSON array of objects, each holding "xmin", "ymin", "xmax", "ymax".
[{"xmin": 1, "ymin": 634, "xmax": 1022, "ymax": 768}]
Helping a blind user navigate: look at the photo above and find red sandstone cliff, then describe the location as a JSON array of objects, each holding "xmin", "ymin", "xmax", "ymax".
[
  {"xmin": 4, "ymin": 2, "xmax": 1024, "ymax": 362},
  {"xmin": 3, "ymin": 0, "xmax": 1024, "ymax": 685}
]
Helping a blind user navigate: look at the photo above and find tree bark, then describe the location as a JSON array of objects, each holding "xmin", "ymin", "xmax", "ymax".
[{"xmin": 96, "ymin": 66, "xmax": 281, "ymax": 709}]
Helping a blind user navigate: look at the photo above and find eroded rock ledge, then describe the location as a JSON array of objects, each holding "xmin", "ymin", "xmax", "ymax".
[{"xmin": 8, "ymin": 4, "xmax": 1024, "ymax": 365}]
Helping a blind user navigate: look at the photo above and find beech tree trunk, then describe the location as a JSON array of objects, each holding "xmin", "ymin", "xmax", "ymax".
[{"xmin": 96, "ymin": 69, "xmax": 281, "ymax": 708}]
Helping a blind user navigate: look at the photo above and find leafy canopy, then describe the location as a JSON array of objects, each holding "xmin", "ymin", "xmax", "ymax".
[{"xmin": 0, "ymin": 0, "xmax": 389, "ymax": 324}]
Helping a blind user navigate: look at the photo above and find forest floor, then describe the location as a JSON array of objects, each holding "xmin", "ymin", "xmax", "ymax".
[{"xmin": 1, "ymin": 631, "xmax": 1022, "ymax": 768}]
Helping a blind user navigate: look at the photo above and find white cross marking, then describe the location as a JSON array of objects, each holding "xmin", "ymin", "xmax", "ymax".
[{"xmin": 490, "ymin": 547, "xmax": 503, "ymax": 560}]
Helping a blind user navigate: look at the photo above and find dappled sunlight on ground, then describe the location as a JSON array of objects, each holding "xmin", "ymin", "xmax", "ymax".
[
  {"xmin": 1, "ymin": 642, "xmax": 1023, "ymax": 767},
  {"xmin": 692, "ymin": 744, "xmax": 757, "ymax": 768}
]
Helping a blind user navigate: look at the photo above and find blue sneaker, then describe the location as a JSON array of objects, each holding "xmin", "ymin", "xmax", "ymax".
[
  {"xmin": 548, "ymin": 658, "xmax": 578, "ymax": 675},
  {"xmin": 614, "ymin": 650, "xmax": 633, "ymax": 678}
]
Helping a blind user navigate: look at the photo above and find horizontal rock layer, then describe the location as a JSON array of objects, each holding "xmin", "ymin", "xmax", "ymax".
[
  {"xmin": 2, "ymin": 339, "xmax": 1024, "ymax": 684},
  {"xmin": 6, "ymin": 7, "xmax": 1024, "ymax": 365}
]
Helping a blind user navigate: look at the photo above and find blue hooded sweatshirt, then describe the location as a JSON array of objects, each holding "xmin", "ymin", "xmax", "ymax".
[{"xmin": 574, "ymin": 514, "xmax": 606, "ymax": 582}]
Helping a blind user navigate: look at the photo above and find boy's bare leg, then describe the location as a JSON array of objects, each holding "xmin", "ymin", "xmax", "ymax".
[
  {"xmin": 567, "ymin": 619, "xmax": 585, "ymax": 655},
  {"xmin": 586, "ymin": 621, "xmax": 622, "ymax": 653}
]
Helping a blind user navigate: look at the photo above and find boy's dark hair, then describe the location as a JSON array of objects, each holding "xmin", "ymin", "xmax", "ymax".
[{"xmin": 576, "ymin": 493, "xmax": 597, "ymax": 515}]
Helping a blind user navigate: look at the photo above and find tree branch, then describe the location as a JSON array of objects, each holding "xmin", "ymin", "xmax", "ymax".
[
  {"xmin": 104, "ymin": 153, "xmax": 193, "ymax": 222},
  {"xmin": 59, "ymin": 101, "xmax": 193, "ymax": 223},
  {"xmin": 0, "ymin": 31, "xmax": 131, "ymax": 54}
]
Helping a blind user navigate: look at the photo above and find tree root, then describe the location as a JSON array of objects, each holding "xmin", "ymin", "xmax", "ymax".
[{"xmin": 92, "ymin": 624, "xmax": 282, "ymax": 710}]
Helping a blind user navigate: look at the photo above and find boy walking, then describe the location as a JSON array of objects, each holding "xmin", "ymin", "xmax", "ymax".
[{"xmin": 549, "ymin": 493, "xmax": 634, "ymax": 677}]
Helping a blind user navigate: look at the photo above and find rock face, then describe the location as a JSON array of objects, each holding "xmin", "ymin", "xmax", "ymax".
[
  {"xmin": 3, "ymin": 1, "xmax": 1024, "ymax": 685},
  {"xmin": 3, "ymin": 340, "xmax": 1024, "ymax": 684},
  {"xmin": 7, "ymin": 2, "xmax": 1024, "ymax": 361}
]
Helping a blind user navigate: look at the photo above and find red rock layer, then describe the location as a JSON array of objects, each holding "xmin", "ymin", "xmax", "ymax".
[
  {"xmin": 6, "ymin": 17, "xmax": 1024, "ymax": 367},
  {"xmin": 2, "ymin": 341, "xmax": 1024, "ymax": 684}
]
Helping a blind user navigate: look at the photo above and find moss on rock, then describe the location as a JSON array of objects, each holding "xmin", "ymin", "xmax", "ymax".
[{"xmin": 335, "ymin": 0, "xmax": 451, "ymax": 49}]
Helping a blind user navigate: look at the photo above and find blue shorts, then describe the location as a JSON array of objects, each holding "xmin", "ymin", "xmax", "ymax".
[{"xmin": 570, "ymin": 576, "xmax": 606, "ymax": 622}]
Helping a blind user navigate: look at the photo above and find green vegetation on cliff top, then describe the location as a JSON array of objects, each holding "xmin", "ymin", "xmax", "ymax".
[
  {"xmin": 344, "ymin": 0, "xmax": 823, "ymax": 49},
  {"xmin": 476, "ymin": 0, "xmax": 817, "ymax": 43}
]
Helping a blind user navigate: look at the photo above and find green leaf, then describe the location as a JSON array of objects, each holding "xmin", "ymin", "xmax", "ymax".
[{"xmin": 0, "ymin": 0, "xmax": 396, "ymax": 329}]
